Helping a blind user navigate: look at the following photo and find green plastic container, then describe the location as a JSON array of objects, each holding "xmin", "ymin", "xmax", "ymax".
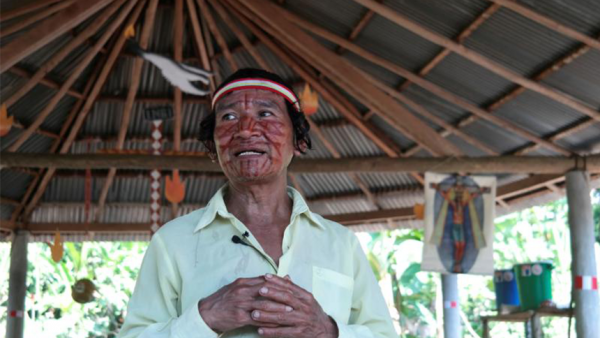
[{"xmin": 514, "ymin": 262, "xmax": 553, "ymax": 311}]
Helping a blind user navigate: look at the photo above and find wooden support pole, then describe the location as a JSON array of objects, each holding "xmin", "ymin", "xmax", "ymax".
[
  {"xmin": 20, "ymin": 0, "xmax": 146, "ymax": 221},
  {"xmin": 285, "ymin": 11, "xmax": 572, "ymax": 156},
  {"xmin": 96, "ymin": 0, "xmax": 159, "ymax": 221},
  {"xmin": 566, "ymin": 171, "xmax": 600, "ymax": 337},
  {"xmin": 0, "ymin": 0, "xmax": 74, "ymax": 38},
  {"xmin": 0, "ymin": 0, "xmax": 114, "ymax": 73},
  {"xmin": 5, "ymin": 230, "xmax": 29, "ymax": 338},
  {"xmin": 171, "ymin": 0, "xmax": 184, "ymax": 218},
  {"xmin": 442, "ymin": 274, "xmax": 462, "ymax": 338},
  {"xmin": 6, "ymin": 0, "xmax": 130, "ymax": 153},
  {"xmin": 0, "ymin": 0, "xmax": 64, "ymax": 22},
  {"xmin": 351, "ymin": 0, "xmax": 600, "ymax": 123},
  {"xmin": 3, "ymin": 153, "xmax": 600, "ymax": 174},
  {"xmin": 3, "ymin": 0, "xmax": 125, "ymax": 108}
]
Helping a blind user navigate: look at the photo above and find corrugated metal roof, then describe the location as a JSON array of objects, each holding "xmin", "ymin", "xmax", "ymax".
[
  {"xmin": 0, "ymin": 204, "xmax": 14, "ymax": 220},
  {"xmin": 0, "ymin": 169, "xmax": 32, "ymax": 201}
]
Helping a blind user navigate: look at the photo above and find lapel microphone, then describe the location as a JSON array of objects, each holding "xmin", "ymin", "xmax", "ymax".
[{"xmin": 232, "ymin": 231, "xmax": 251, "ymax": 246}]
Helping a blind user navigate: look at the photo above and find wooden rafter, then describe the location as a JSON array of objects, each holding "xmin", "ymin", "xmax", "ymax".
[
  {"xmin": 95, "ymin": 0, "xmax": 159, "ymax": 222},
  {"xmin": 11, "ymin": 120, "xmax": 58, "ymax": 139},
  {"xmin": 20, "ymin": 0, "xmax": 147, "ymax": 221},
  {"xmin": 285, "ymin": 12, "xmax": 573, "ymax": 156},
  {"xmin": 197, "ymin": 0, "xmax": 237, "ymax": 71},
  {"xmin": 0, "ymin": 0, "xmax": 114, "ymax": 73},
  {"xmin": 169, "ymin": 0, "xmax": 184, "ymax": 218},
  {"xmin": 98, "ymin": 95, "xmax": 208, "ymax": 103},
  {"xmin": 8, "ymin": 66, "xmax": 84, "ymax": 99},
  {"xmin": 397, "ymin": 3, "xmax": 500, "ymax": 92},
  {"xmin": 334, "ymin": 1, "xmax": 381, "ymax": 54},
  {"xmin": 0, "ymin": 0, "xmax": 64, "ymax": 22},
  {"xmin": 234, "ymin": 0, "xmax": 462, "ymax": 157},
  {"xmin": 489, "ymin": 0, "xmax": 600, "ymax": 51},
  {"xmin": 3, "ymin": 0, "xmax": 125, "ymax": 108},
  {"xmin": 9, "ymin": 48, "xmax": 110, "ymax": 224},
  {"xmin": 208, "ymin": 0, "xmax": 270, "ymax": 71},
  {"xmin": 6, "ymin": 0, "xmax": 130, "ymax": 153},
  {"xmin": 352, "ymin": 0, "xmax": 600, "ymax": 123},
  {"xmin": 185, "ymin": 0, "xmax": 214, "ymax": 93},
  {"xmin": 4, "ymin": 153, "xmax": 600, "ymax": 174},
  {"xmin": 0, "ymin": 0, "xmax": 74, "ymax": 38}
]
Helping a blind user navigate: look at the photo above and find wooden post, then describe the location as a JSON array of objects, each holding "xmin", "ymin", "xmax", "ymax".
[
  {"xmin": 441, "ymin": 274, "xmax": 462, "ymax": 338},
  {"xmin": 566, "ymin": 171, "xmax": 600, "ymax": 337},
  {"xmin": 6, "ymin": 230, "xmax": 29, "ymax": 338}
]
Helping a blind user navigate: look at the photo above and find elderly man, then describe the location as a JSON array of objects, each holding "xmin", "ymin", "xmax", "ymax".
[{"xmin": 118, "ymin": 68, "xmax": 396, "ymax": 338}]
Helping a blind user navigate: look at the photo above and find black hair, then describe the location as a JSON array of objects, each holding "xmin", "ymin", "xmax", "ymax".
[{"xmin": 198, "ymin": 68, "xmax": 312, "ymax": 156}]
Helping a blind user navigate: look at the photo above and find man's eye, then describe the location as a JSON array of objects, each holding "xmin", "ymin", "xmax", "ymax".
[
  {"xmin": 259, "ymin": 111, "xmax": 273, "ymax": 117},
  {"xmin": 222, "ymin": 113, "xmax": 236, "ymax": 121}
]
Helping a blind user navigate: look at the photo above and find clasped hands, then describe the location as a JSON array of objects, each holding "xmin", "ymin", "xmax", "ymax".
[{"xmin": 198, "ymin": 273, "xmax": 338, "ymax": 337}]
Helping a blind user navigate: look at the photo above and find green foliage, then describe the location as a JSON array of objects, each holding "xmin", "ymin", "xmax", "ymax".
[{"xmin": 0, "ymin": 241, "xmax": 148, "ymax": 338}]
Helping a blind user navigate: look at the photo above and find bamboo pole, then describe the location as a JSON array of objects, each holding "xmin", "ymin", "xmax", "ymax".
[
  {"xmin": 0, "ymin": 0, "xmax": 114, "ymax": 73},
  {"xmin": 3, "ymin": 0, "xmax": 126, "ymax": 108},
  {"xmin": 95, "ymin": 0, "xmax": 159, "ymax": 221},
  {"xmin": 20, "ymin": 0, "xmax": 147, "ymax": 221},
  {"xmin": 8, "ymin": 66, "xmax": 84, "ymax": 99},
  {"xmin": 6, "ymin": 0, "xmax": 131, "ymax": 153},
  {"xmin": 170, "ymin": 0, "xmax": 184, "ymax": 218},
  {"xmin": 351, "ymin": 0, "xmax": 600, "ymax": 123},
  {"xmin": 3, "ymin": 153, "xmax": 599, "ymax": 174}
]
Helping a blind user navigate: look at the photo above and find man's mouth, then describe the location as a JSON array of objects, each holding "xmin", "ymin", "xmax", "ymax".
[{"xmin": 234, "ymin": 149, "xmax": 266, "ymax": 157}]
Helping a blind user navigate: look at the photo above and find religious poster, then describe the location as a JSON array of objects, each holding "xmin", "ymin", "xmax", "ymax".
[{"xmin": 421, "ymin": 173, "xmax": 497, "ymax": 275}]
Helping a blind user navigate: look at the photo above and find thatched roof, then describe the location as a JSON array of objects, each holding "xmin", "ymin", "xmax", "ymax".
[{"xmin": 1, "ymin": 0, "xmax": 599, "ymax": 241}]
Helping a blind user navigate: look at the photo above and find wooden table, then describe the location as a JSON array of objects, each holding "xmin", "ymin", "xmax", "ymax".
[{"xmin": 481, "ymin": 307, "xmax": 573, "ymax": 338}]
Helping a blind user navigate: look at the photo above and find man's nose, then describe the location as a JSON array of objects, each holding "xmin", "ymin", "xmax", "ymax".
[{"xmin": 236, "ymin": 115, "xmax": 259, "ymax": 137}]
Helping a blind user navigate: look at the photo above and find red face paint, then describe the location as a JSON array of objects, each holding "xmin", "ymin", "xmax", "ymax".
[{"xmin": 214, "ymin": 89, "xmax": 296, "ymax": 183}]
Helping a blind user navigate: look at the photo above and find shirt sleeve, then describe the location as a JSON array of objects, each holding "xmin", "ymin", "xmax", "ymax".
[
  {"xmin": 118, "ymin": 233, "xmax": 219, "ymax": 338},
  {"xmin": 332, "ymin": 234, "xmax": 397, "ymax": 338}
]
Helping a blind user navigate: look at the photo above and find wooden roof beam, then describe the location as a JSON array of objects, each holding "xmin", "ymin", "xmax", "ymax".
[
  {"xmin": 95, "ymin": 0, "xmax": 159, "ymax": 222},
  {"xmin": 0, "ymin": 0, "xmax": 64, "ymax": 22},
  {"xmin": 185, "ymin": 0, "xmax": 215, "ymax": 92},
  {"xmin": 233, "ymin": 0, "xmax": 461, "ymax": 157},
  {"xmin": 397, "ymin": 3, "xmax": 500, "ymax": 92},
  {"xmin": 3, "ymin": 0, "xmax": 125, "ymax": 108},
  {"xmin": 3, "ymin": 153, "xmax": 600, "ymax": 174},
  {"xmin": 20, "ymin": 0, "xmax": 147, "ymax": 222},
  {"xmin": 97, "ymin": 95, "xmax": 209, "ymax": 104},
  {"xmin": 352, "ymin": 0, "xmax": 600, "ymax": 123},
  {"xmin": 197, "ymin": 0, "xmax": 237, "ymax": 71},
  {"xmin": 0, "ymin": 0, "xmax": 114, "ymax": 73},
  {"xmin": 0, "ymin": 0, "xmax": 74, "ymax": 39},
  {"xmin": 489, "ymin": 0, "xmax": 600, "ymax": 51},
  {"xmin": 8, "ymin": 66, "xmax": 84, "ymax": 100},
  {"xmin": 334, "ymin": 1, "xmax": 381, "ymax": 54},
  {"xmin": 285, "ymin": 11, "xmax": 573, "ymax": 156}
]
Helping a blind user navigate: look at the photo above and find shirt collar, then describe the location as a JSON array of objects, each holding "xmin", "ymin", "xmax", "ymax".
[{"xmin": 193, "ymin": 184, "xmax": 325, "ymax": 233}]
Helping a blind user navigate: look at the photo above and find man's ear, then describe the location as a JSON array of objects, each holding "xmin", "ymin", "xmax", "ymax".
[{"xmin": 294, "ymin": 140, "xmax": 308, "ymax": 156}]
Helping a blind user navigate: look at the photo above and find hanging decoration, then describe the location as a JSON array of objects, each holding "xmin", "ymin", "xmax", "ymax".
[
  {"xmin": 0, "ymin": 103, "xmax": 14, "ymax": 137},
  {"xmin": 421, "ymin": 173, "xmax": 496, "ymax": 275},
  {"xmin": 47, "ymin": 230, "xmax": 63, "ymax": 263},
  {"xmin": 149, "ymin": 120, "xmax": 163, "ymax": 232},
  {"xmin": 299, "ymin": 83, "xmax": 319, "ymax": 116},
  {"xmin": 165, "ymin": 169, "xmax": 185, "ymax": 204},
  {"xmin": 71, "ymin": 278, "xmax": 96, "ymax": 304}
]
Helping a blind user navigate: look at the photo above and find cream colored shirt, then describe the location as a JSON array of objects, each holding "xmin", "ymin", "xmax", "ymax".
[{"xmin": 119, "ymin": 186, "xmax": 396, "ymax": 338}]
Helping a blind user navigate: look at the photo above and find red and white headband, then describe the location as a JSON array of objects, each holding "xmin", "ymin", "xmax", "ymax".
[{"xmin": 211, "ymin": 78, "xmax": 301, "ymax": 112}]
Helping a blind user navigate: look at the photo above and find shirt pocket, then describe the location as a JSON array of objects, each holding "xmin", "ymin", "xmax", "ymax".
[{"xmin": 312, "ymin": 266, "xmax": 354, "ymax": 324}]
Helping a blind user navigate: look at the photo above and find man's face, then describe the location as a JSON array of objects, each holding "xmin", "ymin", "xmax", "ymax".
[{"xmin": 213, "ymin": 89, "xmax": 298, "ymax": 183}]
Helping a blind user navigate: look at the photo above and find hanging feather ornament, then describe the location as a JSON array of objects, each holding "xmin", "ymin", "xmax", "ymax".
[
  {"xmin": 71, "ymin": 279, "xmax": 96, "ymax": 304},
  {"xmin": 124, "ymin": 24, "xmax": 212, "ymax": 96},
  {"xmin": 47, "ymin": 230, "xmax": 63, "ymax": 263},
  {"xmin": 0, "ymin": 104, "xmax": 14, "ymax": 137},
  {"xmin": 165, "ymin": 170, "xmax": 185, "ymax": 204},
  {"xmin": 299, "ymin": 83, "xmax": 319, "ymax": 116}
]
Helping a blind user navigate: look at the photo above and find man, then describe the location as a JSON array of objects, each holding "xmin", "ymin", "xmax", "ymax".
[{"xmin": 118, "ymin": 68, "xmax": 397, "ymax": 337}]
